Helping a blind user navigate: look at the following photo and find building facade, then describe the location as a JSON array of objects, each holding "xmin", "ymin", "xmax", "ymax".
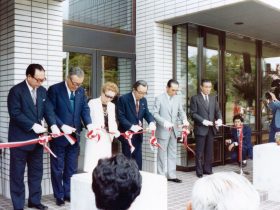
[{"xmin": 0, "ymin": 0, "xmax": 280, "ymax": 198}]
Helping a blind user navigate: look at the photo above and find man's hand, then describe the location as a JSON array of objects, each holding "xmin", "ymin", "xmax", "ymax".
[
  {"xmin": 164, "ymin": 121, "xmax": 174, "ymax": 129},
  {"xmin": 112, "ymin": 130, "xmax": 121, "ymax": 138},
  {"xmin": 87, "ymin": 123, "xmax": 95, "ymax": 131},
  {"xmin": 225, "ymin": 139, "xmax": 232, "ymax": 145},
  {"xmin": 32, "ymin": 123, "xmax": 47, "ymax": 134},
  {"xmin": 202, "ymin": 120, "xmax": 213, "ymax": 126},
  {"xmin": 61, "ymin": 124, "xmax": 76, "ymax": 135},
  {"xmin": 228, "ymin": 143, "xmax": 235, "ymax": 152},
  {"xmin": 130, "ymin": 125, "xmax": 143, "ymax": 132},
  {"xmin": 215, "ymin": 119, "xmax": 223, "ymax": 127},
  {"xmin": 148, "ymin": 122, "xmax": 156, "ymax": 131},
  {"xmin": 50, "ymin": 125, "xmax": 61, "ymax": 135},
  {"xmin": 183, "ymin": 119, "xmax": 190, "ymax": 127}
]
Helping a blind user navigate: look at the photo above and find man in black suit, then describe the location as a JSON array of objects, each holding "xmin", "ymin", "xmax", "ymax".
[
  {"xmin": 117, "ymin": 80, "xmax": 156, "ymax": 170},
  {"xmin": 190, "ymin": 79, "xmax": 222, "ymax": 178},
  {"xmin": 7, "ymin": 64, "xmax": 48, "ymax": 210}
]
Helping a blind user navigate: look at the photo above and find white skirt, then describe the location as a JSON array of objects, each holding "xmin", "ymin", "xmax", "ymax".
[{"xmin": 83, "ymin": 132, "xmax": 112, "ymax": 173}]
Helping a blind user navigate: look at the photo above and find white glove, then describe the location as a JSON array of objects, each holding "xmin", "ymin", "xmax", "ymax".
[
  {"xmin": 113, "ymin": 130, "xmax": 120, "ymax": 138},
  {"xmin": 183, "ymin": 119, "xmax": 190, "ymax": 127},
  {"xmin": 32, "ymin": 123, "xmax": 47, "ymax": 134},
  {"xmin": 148, "ymin": 122, "xmax": 156, "ymax": 131},
  {"xmin": 87, "ymin": 123, "xmax": 95, "ymax": 131},
  {"xmin": 164, "ymin": 121, "xmax": 174, "ymax": 129},
  {"xmin": 215, "ymin": 119, "xmax": 223, "ymax": 127},
  {"xmin": 61, "ymin": 124, "xmax": 76, "ymax": 135},
  {"xmin": 50, "ymin": 125, "xmax": 61, "ymax": 135},
  {"xmin": 202, "ymin": 120, "xmax": 213, "ymax": 126},
  {"xmin": 130, "ymin": 125, "xmax": 143, "ymax": 132}
]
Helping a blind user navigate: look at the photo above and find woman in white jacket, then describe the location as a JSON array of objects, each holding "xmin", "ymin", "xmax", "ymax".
[{"xmin": 83, "ymin": 82, "xmax": 120, "ymax": 173}]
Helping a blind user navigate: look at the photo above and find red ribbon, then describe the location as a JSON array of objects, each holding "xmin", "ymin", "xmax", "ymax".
[
  {"xmin": 149, "ymin": 130, "xmax": 163, "ymax": 150},
  {"xmin": 181, "ymin": 127, "xmax": 195, "ymax": 156},
  {"xmin": 87, "ymin": 129, "xmax": 101, "ymax": 141},
  {"xmin": 238, "ymin": 126, "xmax": 243, "ymax": 162}
]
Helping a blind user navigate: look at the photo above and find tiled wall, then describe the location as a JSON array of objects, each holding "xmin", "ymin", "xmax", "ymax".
[
  {"xmin": 0, "ymin": 0, "xmax": 63, "ymax": 198},
  {"xmin": 136, "ymin": 0, "xmax": 244, "ymax": 172}
]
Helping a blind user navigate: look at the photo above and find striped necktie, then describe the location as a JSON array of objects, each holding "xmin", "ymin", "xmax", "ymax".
[{"xmin": 70, "ymin": 91, "xmax": 75, "ymax": 112}]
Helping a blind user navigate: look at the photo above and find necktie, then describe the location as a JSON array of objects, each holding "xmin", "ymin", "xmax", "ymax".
[
  {"xmin": 70, "ymin": 91, "xmax": 75, "ymax": 112},
  {"xmin": 136, "ymin": 100, "xmax": 139, "ymax": 114},
  {"xmin": 205, "ymin": 95, "xmax": 209, "ymax": 107},
  {"xmin": 31, "ymin": 89, "xmax": 36, "ymax": 105}
]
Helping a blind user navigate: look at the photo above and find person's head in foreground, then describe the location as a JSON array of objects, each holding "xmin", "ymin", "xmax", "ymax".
[
  {"xmin": 186, "ymin": 172, "xmax": 260, "ymax": 210},
  {"xmin": 92, "ymin": 154, "xmax": 142, "ymax": 210}
]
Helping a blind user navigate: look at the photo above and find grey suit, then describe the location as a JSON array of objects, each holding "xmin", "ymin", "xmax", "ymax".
[
  {"xmin": 190, "ymin": 93, "xmax": 222, "ymax": 176},
  {"xmin": 153, "ymin": 93, "xmax": 187, "ymax": 179}
]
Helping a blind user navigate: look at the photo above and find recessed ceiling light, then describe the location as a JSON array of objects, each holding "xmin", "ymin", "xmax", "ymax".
[{"xmin": 234, "ymin": 22, "xmax": 244, "ymax": 25}]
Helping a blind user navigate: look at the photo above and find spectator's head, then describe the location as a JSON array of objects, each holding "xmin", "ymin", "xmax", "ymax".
[
  {"xmin": 166, "ymin": 79, "xmax": 179, "ymax": 97},
  {"xmin": 132, "ymin": 80, "xmax": 148, "ymax": 100},
  {"xmin": 92, "ymin": 154, "xmax": 142, "ymax": 210},
  {"xmin": 101, "ymin": 82, "xmax": 119, "ymax": 104},
  {"xmin": 233, "ymin": 114, "xmax": 244, "ymax": 127},
  {"xmin": 67, "ymin": 66, "xmax": 85, "ymax": 91},
  {"xmin": 26, "ymin": 64, "xmax": 46, "ymax": 89},
  {"xmin": 200, "ymin": 79, "xmax": 212, "ymax": 95},
  {"xmin": 186, "ymin": 172, "xmax": 260, "ymax": 210}
]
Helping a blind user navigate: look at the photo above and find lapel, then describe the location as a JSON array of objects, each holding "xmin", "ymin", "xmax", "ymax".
[
  {"xmin": 128, "ymin": 93, "xmax": 138, "ymax": 118},
  {"xmin": 97, "ymin": 97, "xmax": 104, "ymax": 126},
  {"xmin": 22, "ymin": 81, "xmax": 37, "ymax": 117},
  {"xmin": 198, "ymin": 93, "xmax": 209, "ymax": 112},
  {"xmin": 61, "ymin": 83, "xmax": 72, "ymax": 113}
]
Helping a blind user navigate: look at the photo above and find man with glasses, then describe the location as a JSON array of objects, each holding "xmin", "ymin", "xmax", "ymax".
[
  {"xmin": 45, "ymin": 67, "xmax": 94, "ymax": 206},
  {"xmin": 118, "ymin": 80, "xmax": 156, "ymax": 170},
  {"xmin": 7, "ymin": 64, "xmax": 48, "ymax": 210},
  {"xmin": 153, "ymin": 79, "xmax": 189, "ymax": 183}
]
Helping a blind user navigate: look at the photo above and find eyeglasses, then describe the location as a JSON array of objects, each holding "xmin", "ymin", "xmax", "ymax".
[
  {"xmin": 104, "ymin": 93, "xmax": 115, "ymax": 100},
  {"xmin": 70, "ymin": 77, "xmax": 82, "ymax": 87},
  {"xmin": 135, "ymin": 89, "xmax": 147, "ymax": 95},
  {"xmin": 32, "ymin": 76, "xmax": 46, "ymax": 83}
]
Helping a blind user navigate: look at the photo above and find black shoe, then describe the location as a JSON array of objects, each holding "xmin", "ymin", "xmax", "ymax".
[
  {"xmin": 64, "ymin": 197, "xmax": 71, "ymax": 202},
  {"xmin": 196, "ymin": 174, "xmax": 203, "ymax": 178},
  {"xmin": 203, "ymin": 171, "xmax": 213, "ymax": 175},
  {"xmin": 27, "ymin": 202, "xmax": 48, "ymax": 210},
  {"xmin": 56, "ymin": 198, "xmax": 65, "ymax": 206},
  {"xmin": 168, "ymin": 178, "xmax": 182, "ymax": 183}
]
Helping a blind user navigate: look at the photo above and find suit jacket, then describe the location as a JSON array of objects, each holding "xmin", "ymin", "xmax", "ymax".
[
  {"xmin": 190, "ymin": 93, "xmax": 222, "ymax": 136},
  {"xmin": 268, "ymin": 100, "xmax": 280, "ymax": 128},
  {"xmin": 153, "ymin": 93, "xmax": 187, "ymax": 139},
  {"xmin": 88, "ymin": 97, "xmax": 118, "ymax": 137},
  {"xmin": 231, "ymin": 125, "xmax": 252, "ymax": 149},
  {"xmin": 46, "ymin": 81, "xmax": 91, "ymax": 146},
  {"xmin": 117, "ymin": 92, "xmax": 154, "ymax": 132},
  {"xmin": 7, "ymin": 80, "xmax": 47, "ymax": 150}
]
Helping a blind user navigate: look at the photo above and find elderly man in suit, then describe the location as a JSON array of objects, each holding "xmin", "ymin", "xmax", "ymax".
[
  {"xmin": 153, "ymin": 79, "xmax": 189, "ymax": 183},
  {"xmin": 46, "ymin": 67, "xmax": 93, "ymax": 206},
  {"xmin": 190, "ymin": 79, "xmax": 222, "ymax": 178},
  {"xmin": 118, "ymin": 80, "xmax": 156, "ymax": 170},
  {"xmin": 7, "ymin": 64, "xmax": 48, "ymax": 210}
]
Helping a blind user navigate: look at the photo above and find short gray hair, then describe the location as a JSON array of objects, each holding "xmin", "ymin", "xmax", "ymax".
[
  {"xmin": 191, "ymin": 172, "xmax": 260, "ymax": 210},
  {"xmin": 69, "ymin": 66, "xmax": 84, "ymax": 78}
]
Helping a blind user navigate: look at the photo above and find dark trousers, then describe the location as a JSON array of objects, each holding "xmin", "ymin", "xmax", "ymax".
[
  {"xmin": 269, "ymin": 124, "xmax": 280, "ymax": 143},
  {"xmin": 120, "ymin": 134, "xmax": 143, "ymax": 170},
  {"xmin": 10, "ymin": 145, "xmax": 43, "ymax": 210},
  {"xmin": 230, "ymin": 146, "xmax": 252, "ymax": 161},
  {"xmin": 50, "ymin": 142, "xmax": 79, "ymax": 199},
  {"xmin": 195, "ymin": 129, "xmax": 214, "ymax": 176}
]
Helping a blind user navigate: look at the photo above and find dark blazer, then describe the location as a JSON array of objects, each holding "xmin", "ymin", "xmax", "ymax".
[
  {"xmin": 190, "ymin": 93, "xmax": 222, "ymax": 136},
  {"xmin": 46, "ymin": 81, "xmax": 91, "ymax": 146},
  {"xmin": 8, "ymin": 80, "xmax": 47, "ymax": 150},
  {"xmin": 231, "ymin": 125, "xmax": 253, "ymax": 158},
  {"xmin": 118, "ymin": 92, "xmax": 154, "ymax": 131}
]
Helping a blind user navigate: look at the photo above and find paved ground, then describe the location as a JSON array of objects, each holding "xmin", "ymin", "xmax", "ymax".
[{"xmin": 0, "ymin": 160, "xmax": 279, "ymax": 210}]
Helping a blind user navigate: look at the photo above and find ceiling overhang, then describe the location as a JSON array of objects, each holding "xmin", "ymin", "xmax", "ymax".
[{"xmin": 160, "ymin": 0, "xmax": 280, "ymax": 44}]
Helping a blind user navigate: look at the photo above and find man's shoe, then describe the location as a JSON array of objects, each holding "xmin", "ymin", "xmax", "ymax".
[
  {"xmin": 64, "ymin": 197, "xmax": 71, "ymax": 202},
  {"xmin": 196, "ymin": 174, "xmax": 203, "ymax": 178},
  {"xmin": 27, "ymin": 202, "xmax": 48, "ymax": 210},
  {"xmin": 168, "ymin": 178, "xmax": 182, "ymax": 183},
  {"xmin": 56, "ymin": 198, "xmax": 65, "ymax": 206},
  {"xmin": 203, "ymin": 171, "xmax": 213, "ymax": 175}
]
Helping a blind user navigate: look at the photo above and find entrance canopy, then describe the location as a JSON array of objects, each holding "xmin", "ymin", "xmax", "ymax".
[{"xmin": 161, "ymin": 0, "xmax": 280, "ymax": 44}]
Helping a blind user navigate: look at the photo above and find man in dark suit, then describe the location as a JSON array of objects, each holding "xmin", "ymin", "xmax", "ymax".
[
  {"xmin": 190, "ymin": 79, "xmax": 222, "ymax": 178},
  {"xmin": 118, "ymin": 80, "xmax": 156, "ymax": 170},
  {"xmin": 225, "ymin": 115, "xmax": 253, "ymax": 166},
  {"xmin": 8, "ymin": 64, "xmax": 48, "ymax": 210},
  {"xmin": 46, "ymin": 67, "xmax": 93, "ymax": 206}
]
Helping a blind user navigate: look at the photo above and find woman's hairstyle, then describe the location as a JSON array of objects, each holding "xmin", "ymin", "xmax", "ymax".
[{"xmin": 102, "ymin": 82, "xmax": 119, "ymax": 95}]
